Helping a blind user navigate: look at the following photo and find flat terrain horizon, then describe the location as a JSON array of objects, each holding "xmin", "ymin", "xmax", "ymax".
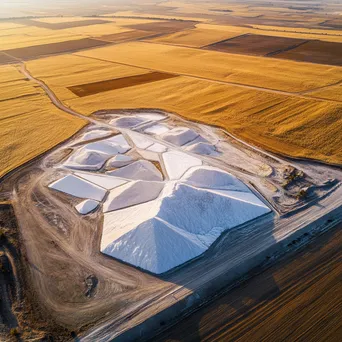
[{"xmin": 0, "ymin": 0, "xmax": 341, "ymax": 341}]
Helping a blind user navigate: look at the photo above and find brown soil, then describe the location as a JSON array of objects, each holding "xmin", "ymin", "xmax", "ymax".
[
  {"xmin": 13, "ymin": 18, "xmax": 112, "ymax": 30},
  {"xmin": 68, "ymin": 71, "xmax": 178, "ymax": 97},
  {"xmin": 274, "ymin": 40, "xmax": 342, "ymax": 66},
  {"xmin": 155, "ymin": 225, "xmax": 342, "ymax": 342},
  {"xmin": 3, "ymin": 38, "xmax": 110, "ymax": 61},
  {"xmin": 321, "ymin": 19, "xmax": 342, "ymax": 29},
  {"xmin": 126, "ymin": 20, "xmax": 197, "ymax": 34},
  {"xmin": 206, "ymin": 34, "xmax": 308, "ymax": 56},
  {"xmin": 0, "ymin": 52, "xmax": 16, "ymax": 65},
  {"xmin": 0, "ymin": 204, "xmax": 72, "ymax": 341},
  {"xmin": 99, "ymin": 30, "xmax": 156, "ymax": 43}
]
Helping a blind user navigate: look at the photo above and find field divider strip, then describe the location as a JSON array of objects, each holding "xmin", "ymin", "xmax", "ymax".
[{"xmin": 73, "ymin": 52, "xmax": 342, "ymax": 104}]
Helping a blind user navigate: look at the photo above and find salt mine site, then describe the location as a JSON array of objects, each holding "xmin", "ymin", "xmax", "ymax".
[{"xmin": 3, "ymin": 107, "xmax": 341, "ymax": 341}]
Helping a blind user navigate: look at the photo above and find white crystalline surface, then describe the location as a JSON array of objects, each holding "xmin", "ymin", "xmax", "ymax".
[
  {"xmin": 161, "ymin": 127, "xmax": 199, "ymax": 146},
  {"xmin": 103, "ymin": 180, "xmax": 164, "ymax": 213},
  {"xmin": 127, "ymin": 131, "xmax": 154, "ymax": 149},
  {"xmin": 162, "ymin": 150, "xmax": 202, "ymax": 180},
  {"xmin": 182, "ymin": 166, "xmax": 249, "ymax": 192},
  {"xmin": 106, "ymin": 134, "xmax": 131, "ymax": 151},
  {"xmin": 75, "ymin": 172, "xmax": 127, "ymax": 190},
  {"xmin": 106, "ymin": 155, "xmax": 133, "ymax": 168},
  {"xmin": 49, "ymin": 175, "xmax": 107, "ymax": 201},
  {"xmin": 147, "ymin": 143, "xmax": 167, "ymax": 153},
  {"xmin": 106, "ymin": 160, "xmax": 163, "ymax": 181},
  {"xmin": 64, "ymin": 149, "xmax": 111, "ymax": 171},
  {"xmin": 102, "ymin": 179, "xmax": 270, "ymax": 274},
  {"xmin": 185, "ymin": 142, "xmax": 217, "ymax": 156},
  {"xmin": 48, "ymin": 119, "xmax": 271, "ymax": 275},
  {"xmin": 144, "ymin": 124, "xmax": 170, "ymax": 135},
  {"xmin": 136, "ymin": 112, "xmax": 167, "ymax": 121},
  {"xmin": 75, "ymin": 199, "xmax": 99, "ymax": 215},
  {"xmin": 111, "ymin": 116, "xmax": 148, "ymax": 128},
  {"xmin": 75, "ymin": 129, "xmax": 112, "ymax": 143}
]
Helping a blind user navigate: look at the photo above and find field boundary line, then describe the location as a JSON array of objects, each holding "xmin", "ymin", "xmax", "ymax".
[{"xmin": 73, "ymin": 52, "xmax": 342, "ymax": 104}]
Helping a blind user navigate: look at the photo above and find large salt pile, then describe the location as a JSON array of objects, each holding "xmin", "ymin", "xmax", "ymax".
[
  {"xmin": 75, "ymin": 172, "xmax": 127, "ymax": 190},
  {"xmin": 182, "ymin": 166, "xmax": 249, "ymax": 192},
  {"xmin": 64, "ymin": 149, "xmax": 111, "ymax": 171},
  {"xmin": 103, "ymin": 180, "xmax": 164, "ymax": 212},
  {"xmin": 106, "ymin": 160, "xmax": 163, "ymax": 181},
  {"xmin": 161, "ymin": 127, "xmax": 198, "ymax": 146},
  {"xmin": 106, "ymin": 155, "xmax": 133, "ymax": 168},
  {"xmin": 162, "ymin": 150, "xmax": 202, "ymax": 180},
  {"xmin": 49, "ymin": 175, "xmax": 107, "ymax": 201},
  {"xmin": 101, "ymin": 178, "xmax": 270, "ymax": 274},
  {"xmin": 185, "ymin": 142, "xmax": 218, "ymax": 156}
]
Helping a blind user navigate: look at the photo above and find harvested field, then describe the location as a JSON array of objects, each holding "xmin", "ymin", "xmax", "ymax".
[
  {"xmin": 156, "ymin": 225, "xmax": 342, "ymax": 342},
  {"xmin": 308, "ymin": 83, "xmax": 342, "ymax": 102},
  {"xmin": 26, "ymin": 55, "xmax": 152, "ymax": 101},
  {"xmin": 3, "ymin": 38, "xmax": 110, "ymax": 61},
  {"xmin": 0, "ymin": 65, "xmax": 85, "ymax": 179},
  {"xmin": 274, "ymin": 40, "xmax": 342, "ymax": 66},
  {"xmin": 126, "ymin": 20, "xmax": 197, "ymax": 34},
  {"xmin": 0, "ymin": 52, "xmax": 16, "ymax": 65},
  {"xmin": 78, "ymin": 41, "xmax": 342, "ymax": 92},
  {"xmin": 206, "ymin": 34, "xmax": 308, "ymax": 56},
  {"xmin": 99, "ymin": 30, "xmax": 155, "ymax": 43},
  {"xmin": 321, "ymin": 19, "xmax": 342, "ymax": 29},
  {"xmin": 68, "ymin": 72, "xmax": 177, "ymax": 97},
  {"xmin": 13, "ymin": 18, "xmax": 112, "ymax": 30},
  {"xmin": 148, "ymin": 28, "xmax": 240, "ymax": 48}
]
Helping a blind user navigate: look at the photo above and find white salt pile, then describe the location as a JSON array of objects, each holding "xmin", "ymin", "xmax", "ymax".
[
  {"xmin": 75, "ymin": 199, "xmax": 99, "ymax": 215},
  {"xmin": 162, "ymin": 150, "xmax": 202, "ymax": 180},
  {"xmin": 75, "ymin": 172, "xmax": 127, "ymax": 190},
  {"xmin": 101, "ymin": 180, "xmax": 270, "ymax": 274},
  {"xmin": 106, "ymin": 155, "xmax": 133, "ymax": 169},
  {"xmin": 103, "ymin": 180, "xmax": 164, "ymax": 212},
  {"xmin": 49, "ymin": 175, "xmax": 106, "ymax": 201},
  {"xmin": 64, "ymin": 149, "xmax": 111, "ymax": 171},
  {"xmin": 185, "ymin": 142, "xmax": 218, "ymax": 156},
  {"xmin": 144, "ymin": 124, "xmax": 170, "ymax": 135},
  {"xmin": 161, "ymin": 127, "xmax": 198, "ymax": 146},
  {"xmin": 106, "ymin": 160, "xmax": 163, "ymax": 181}
]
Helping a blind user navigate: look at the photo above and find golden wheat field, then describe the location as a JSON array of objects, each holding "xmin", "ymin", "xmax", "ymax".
[
  {"xmin": 77, "ymin": 42, "xmax": 342, "ymax": 92},
  {"xmin": 0, "ymin": 65, "xmax": 85, "ymax": 178}
]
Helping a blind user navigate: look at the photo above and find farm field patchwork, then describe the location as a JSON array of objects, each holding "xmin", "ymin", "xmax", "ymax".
[
  {"xmin": 148, "ymin": 27, "xmax": 241, "ymax": 47},
  {"xmin": 15, "ymin": 18, "xmax": 113, "ymax": 30},
  {"xmin": 3, "ymin": 38, "xmax": 110, "ymax": 60},
  {"xmin": 77, "ymin": 42, "xmax": 342, "ymax": 92},
  {"xmin": 206, "ymin": 34, "xmax": 308, "ymax": 56},
  {"xmin": 274, "ymin": 40, "xmax": 342, "ymax": 66},
  {"xmin": 68, "ymin": 72, "xmax": 178, "ymax": 97}
]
